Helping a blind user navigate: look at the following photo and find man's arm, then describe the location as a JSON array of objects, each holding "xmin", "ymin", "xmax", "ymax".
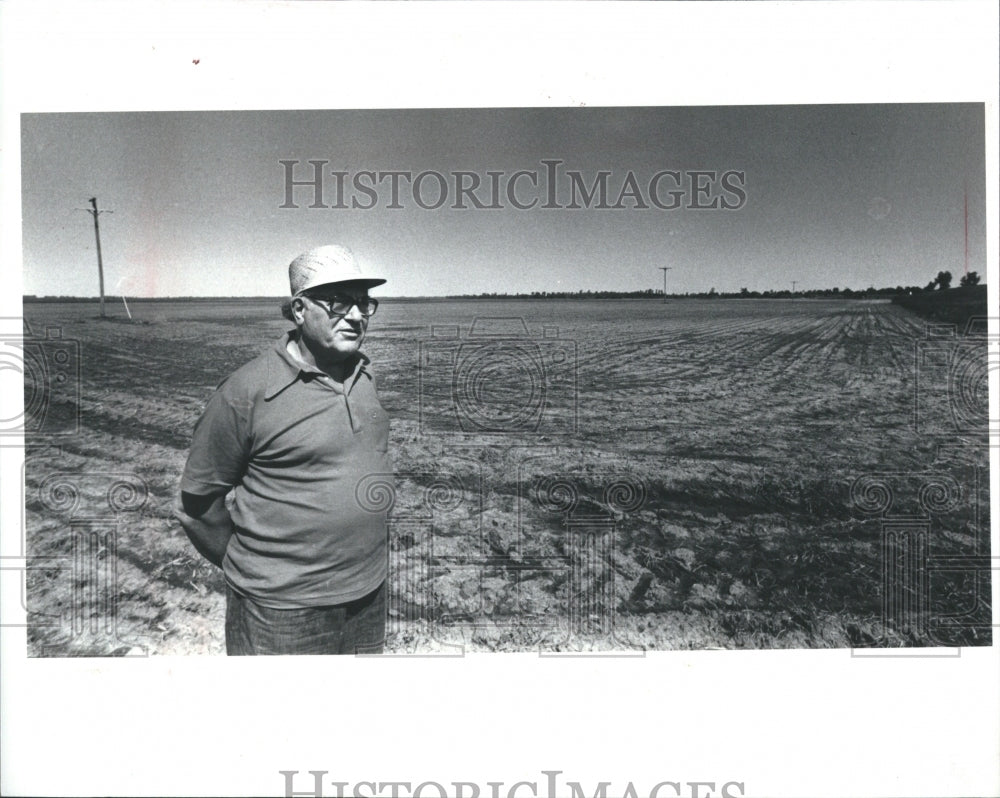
[{"xmin": 173, "ymin": 491, "xmax": 234, "ymax": 568}]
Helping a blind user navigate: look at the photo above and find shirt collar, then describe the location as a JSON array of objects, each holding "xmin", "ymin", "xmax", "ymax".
[{"xmin": 264, "ymin": 331, "xmax": 370, "ymax": 400}]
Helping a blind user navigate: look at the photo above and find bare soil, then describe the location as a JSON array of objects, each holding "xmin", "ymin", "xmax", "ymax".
[{"xmin": 21, "ymin": 297, "xmax": 991, "ymax": 655}]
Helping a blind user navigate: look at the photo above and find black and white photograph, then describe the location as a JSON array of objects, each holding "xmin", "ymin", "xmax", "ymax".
[
  {"xmin": 16, "ymin": 104, "xmax": 992, "ymax": 656},
  {"xmin": 2, "ymin": 3, "xmax": 998, "ymax": 798}
]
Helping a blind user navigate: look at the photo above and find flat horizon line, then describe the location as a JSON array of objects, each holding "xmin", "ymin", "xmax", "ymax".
[{"xmin": 23, "ymin": 285, "xmax": 985, "ymax": 303}]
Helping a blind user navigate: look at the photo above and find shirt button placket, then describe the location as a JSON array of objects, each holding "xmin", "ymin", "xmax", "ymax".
[{"xmin": 343, "ymin": 393, "xmax": 358, "ymax": 433}]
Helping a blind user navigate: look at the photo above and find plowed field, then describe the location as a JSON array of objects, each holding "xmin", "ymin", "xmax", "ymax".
[{"xmin": 19, "ymin": 297, "xmax": 991, "ymax": 654}]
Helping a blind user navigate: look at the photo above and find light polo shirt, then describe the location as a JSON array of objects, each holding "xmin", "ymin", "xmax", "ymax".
[{"xmin": 180, "ymin": 331, "xmax": 392, "ymax": 608}]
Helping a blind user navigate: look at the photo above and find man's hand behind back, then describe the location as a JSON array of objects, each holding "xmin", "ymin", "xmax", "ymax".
[{"xmin": 173, "ymin": 492, "xmax": 235, "ymax": 568}]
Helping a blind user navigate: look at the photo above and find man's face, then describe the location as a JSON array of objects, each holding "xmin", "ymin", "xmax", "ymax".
[{"xmin": 294, "ymin": 280, "xmax": 372, "ymax": 363}]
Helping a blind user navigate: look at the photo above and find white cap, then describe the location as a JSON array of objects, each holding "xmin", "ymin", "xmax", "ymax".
[{"xmin": 288, "ymin": 245, "xmax": 386, "ymax": 296}]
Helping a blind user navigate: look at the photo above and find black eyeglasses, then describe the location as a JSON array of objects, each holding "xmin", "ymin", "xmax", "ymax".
[{"xmin": 304, "ymin": 294, "xmax": 379, "ymax": 318}]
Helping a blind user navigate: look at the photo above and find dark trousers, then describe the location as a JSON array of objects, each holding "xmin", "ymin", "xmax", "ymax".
[{"xmin": 225, "ymin": 581, "xmax": 386, "ymax": 655}]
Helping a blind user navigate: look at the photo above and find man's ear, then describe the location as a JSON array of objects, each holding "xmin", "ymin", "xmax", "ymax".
[{"xmin": 290, "ymin": 296, "xmax": 306, "ymax": 323}]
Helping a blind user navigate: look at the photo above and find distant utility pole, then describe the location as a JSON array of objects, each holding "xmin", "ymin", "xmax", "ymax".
[
  {"xmin": 85, "ymin": 197, "xmax": 110, "ymax": 318},
  {"xmin": 659, "ymin": 267, "xmax": 672, "ymax": 303},
  {"xmin": 964, "ymin": 183, "xmax": 969, "ymax": 276},
  {"xmin": 791, "ymin": 280, "xmax": 798, "ymax": 294}
]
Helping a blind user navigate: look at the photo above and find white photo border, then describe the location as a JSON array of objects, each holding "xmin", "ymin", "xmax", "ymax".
[{"xmin": 2, "ymin": 3, "xmax": 998, "ymax": 797}]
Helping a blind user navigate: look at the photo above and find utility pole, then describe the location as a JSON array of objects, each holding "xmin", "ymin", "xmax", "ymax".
[
  {"xmin": 791, "ymin": 280, "xmax": 798, "ymax": 294},
  {"xmin": 964, "ymin": 183, "xmax": 968, "ymax": 276},
  {"xmin": 86, "ymin": 197, "xmax": 109, "ymax": 318},
  {"xmin": 659, "ymin": 267, "xmax": 672, "ymax": 303}
]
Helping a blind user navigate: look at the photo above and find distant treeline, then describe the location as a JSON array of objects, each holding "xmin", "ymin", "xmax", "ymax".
[
  {"xmin": 22, "ymin": 279, "xmax": 985, "ymax": 304},
  {"xmin": 891, "ymin": 284, "xmax": 987, "ymax": 330},
  {"xmin": 496, "ymin": 286, "xmax": 944, "ymax": 300}
]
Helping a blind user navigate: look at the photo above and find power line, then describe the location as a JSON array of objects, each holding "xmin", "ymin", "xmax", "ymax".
[
  {"xmin": 78, "ymin": 198, "xmax": 112, "ymax": 318},
  {"xmin": 659, "ymin": 267, "xmax": 672, "ymax": 303}
]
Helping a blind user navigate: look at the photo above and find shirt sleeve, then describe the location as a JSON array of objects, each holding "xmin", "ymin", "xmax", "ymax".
[{"xmin": 180, "ymin": 384, "xmax": 252, "ymax": 497}]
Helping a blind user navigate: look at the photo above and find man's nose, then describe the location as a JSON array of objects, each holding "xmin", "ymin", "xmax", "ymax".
[{"xmin": 344, "ymin": 303, "xmax": 365, "ymax": 322}]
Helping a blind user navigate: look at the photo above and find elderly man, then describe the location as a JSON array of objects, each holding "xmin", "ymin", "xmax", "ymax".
[{"xmin": 175, "ymin": 245, "xmax": 391, "ymax": 655}]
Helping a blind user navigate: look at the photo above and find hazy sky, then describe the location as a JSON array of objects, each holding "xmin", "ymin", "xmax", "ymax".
[{"xmin": 21, "ymin": 105, "xmax": 985, "ymax": 297}]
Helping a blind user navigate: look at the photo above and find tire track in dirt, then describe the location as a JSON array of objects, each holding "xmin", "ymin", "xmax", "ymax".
[
  {"xmin": 588, "ymin": 313, "xmax": 828, "ymax": 390},
  {"xmin": 572, "ymin": 302, "xmax": 934, "ymax": 453}
]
